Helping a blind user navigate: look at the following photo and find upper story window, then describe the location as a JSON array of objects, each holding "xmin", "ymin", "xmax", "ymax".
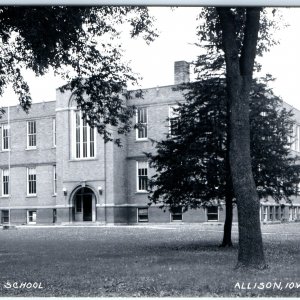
[
  {"xmin": 53, "ymin": 118, "xmax": 56, "ymax": 147},
  {"xmin": 2, "ymin": 169, "xmax": 9, "ymax": 197},
  {"xmin": 27, "ymin": 167, "xmax": 36, "ymax": 196},
  {"xmin": 2, "ymin": 124, "xmax": 10, "ymax": 151},
  {"xmin": 72, "ymin": 110, "xmax": 95, "ymax": 159},
  {"xmin": 27, "ymin": 120, "xmax": 36, "ymax": 149},
  {"xmin": 137, "ymin": 161, "xmax": 148, "ymax": 192},
  {"xmin": 136, "ymin": 107, "xmax": 148, "ymax": 140},
  {"xmin": 169, "ymin": 105, "xmax": 179, "ymax": 136},
  {"xmin": 291, "ymin": 124, "xmax": 300, "ymax": 152}
]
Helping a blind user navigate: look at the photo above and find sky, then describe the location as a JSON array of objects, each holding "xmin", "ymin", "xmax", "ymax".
[{"xmin": 1, "ymin": 7, "xmax": 300, "ymax": 110}]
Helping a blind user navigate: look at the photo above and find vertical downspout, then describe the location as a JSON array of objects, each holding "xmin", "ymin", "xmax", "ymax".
[
  {"xmin": 104, "ymin": 139, "xmax": 107, "ymax": 225},
  {"xmin": 8, "ymin": 105, "xmax": 11, "ymax": 226}
]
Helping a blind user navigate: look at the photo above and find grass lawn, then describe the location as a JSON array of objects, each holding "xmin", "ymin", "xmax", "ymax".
[{"xmin": 0, "ymin": 223, "xmax": 299, "ymax": 297}]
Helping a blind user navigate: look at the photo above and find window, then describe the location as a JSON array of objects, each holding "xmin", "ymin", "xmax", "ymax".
[
  {"xmin": 291, "ymin": 207, "xmax": 298, "ymax": 220},
  {"xmin": 295, "ymin": 207, "xmax": 298, "ymax": 220},
  {"xmin": 275, "ymin": 206, "xmax": 280, "ymax": 220},
  {"xmin": 27, "ymin": 120, "xmax": 36, "ymax": 149},
  {"xmin": 291, "ymin": 124, "xmax": 300, "ymax": 152},
  {"xmin": 137, "ymin": 208, "xmax": 149, "ymax": 222},
  {"xmin": 2, "ymin": 169, "xmax": 9, "ymax": 197},
  {"xmin": 263, "ymin": 206, "xmax": 268, "ymax": 221},
  {"xmin": 73, "ymin": 111, "xmax": 95, "ymax": 159},
  {"xmin": 269, "ymin": 206, "xmax": 274, "ymax": 221},
  {"xmin": 27, "ymin": 210, "xmax": 37, "ymax": 224},
  {"xmin": 2, "ymin": 124, "xmax": 9, "ymax": 151},
  {"xmin": 136, "ymin": 107, "xmax": 148, "ymax": 139},
  {"xmin": 137, "ymin": 161, "xmax": 148, "ymax": 192},
  {"xmin": 207, "ymin": 206, "xmax": 219, "ymax": 221},
  {"xmin": 171, "ymin": 207, "xmax": 183, "ymax": 221},
  {"xmin": 169, "ymin": 105, "xmax": 179, "ymax": 136},
  {"xmin": 27, "ymin": 167, "xmax": 36, "ymax": 196},
  {"xmin": 53, "ymin": 118, "xmax": 56, "ymax": 147},
  {"xmin": 281, "ymin": 206, "xmax": 284, "ymax": 219},
  {"xmin": 53, "ymin": 165, "xmax": 57, "ymax": 195},
  {"xmin": 1, "ymin": 210, "xmax": 9, "ymax": 224}
]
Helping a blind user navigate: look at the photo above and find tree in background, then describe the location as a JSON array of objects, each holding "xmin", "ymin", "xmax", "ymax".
[
  {"xmin": 196, "ymin": 7, "xmax": 285, "ymax": 268},
  {"xmin": 0, "ymin": 6, "xmax": 157, "ymax": 144},
  {"xmin": 147, "ymin": 76, "xmax": 300, "ymax": 248}
]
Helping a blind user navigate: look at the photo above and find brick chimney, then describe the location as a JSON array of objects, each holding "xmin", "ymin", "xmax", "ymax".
[{"xmin": 174, "ymin": 61, "xmax": 190, "ymax": 85}]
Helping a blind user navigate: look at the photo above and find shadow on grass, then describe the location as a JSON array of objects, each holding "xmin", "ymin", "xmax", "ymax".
[{"xmin": 142, "ymin": 240, "xmax": 238, "ymax": 252}]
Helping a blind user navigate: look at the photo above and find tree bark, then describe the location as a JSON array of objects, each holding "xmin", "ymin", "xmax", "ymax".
[
  {"xmin": 217, "ymin": 7, "xmax": 267, "ymax": 269},
  {"xmin": 220, "ymin": 193, "xmax": 233, "ymax": 247},
  {"xmin": 220, "ymin": 98, "xmax": 233, "ymax": 248}
]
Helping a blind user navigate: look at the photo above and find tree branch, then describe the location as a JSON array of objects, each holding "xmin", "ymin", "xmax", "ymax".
[
  {"xmin": 240, "ymin": 7, "xmax": 261, "ymax": 76},
  {"xmin": 216, "ymin": 7, "xmax": 240, "ymax": 78}
]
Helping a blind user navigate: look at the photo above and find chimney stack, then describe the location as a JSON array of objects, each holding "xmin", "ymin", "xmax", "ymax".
[{"xmin": 174, "ymin": 61, "xmax": 190, "ymax": 85}]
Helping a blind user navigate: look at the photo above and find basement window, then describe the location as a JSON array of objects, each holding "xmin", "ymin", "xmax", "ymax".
[
  {"xmin": 171, "ymin": 207, "xmax": 183, "ymax": 222},
  {"xmin": 1, "ymin": 210, "xmax": 9, "ymax": 224},
  {"xmin": 27, "ymin": 210, "xmax": 37, "ymax": 224},
  {"xmin": 207, "ymin": 206, "xmax": 219, "ymax": 221},
  {"xmin": 137, "ymin": 208, "xmax": 148, "ymax": 222}
]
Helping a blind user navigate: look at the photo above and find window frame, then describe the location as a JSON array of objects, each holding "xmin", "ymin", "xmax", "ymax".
[
  {"xmin": 27, "ymin": 210, "xmax": 37, "ymax": 224},
  {"xmin": 136, "ymin": 107, "xmax": 148, "ymax": 140},
  {"xmin": 27, "ymin": 167, "xmax": 37, "ymax": 196},
  {"xmin": 27, "ymin": 120, "xmax": 37, "ymax": 149},
  {"xmin": 206, "ymin": 206, "xmax": 219, "ymax": 222},
  {"xmin": 291, "ymin": 124, "xmax": 300, "ymax": 152},
  {"xmin": 269, "ymin": 206, "xmax": 274, "ymax": 221},
  {"xmin": 2, "ymin": 123, "xmax": 10, "ymax": 151},
  {"xmin": 2, "ymin": 169, "xmax": 9, "ymax": 197},
  {"xmin": 169, "ymin": 105, "xmax": 179, "ymax": 136},
  {"xmin": 1, "ymin": 210, "xmax": 9, "ymax": 224},
  {"xmin": 275, "ymin": 206, "xmax": 280, "ymax": 220},
  {"xmin": 72, "ymin": 110, "xmax": 96, "ymax": 160},
  {"xmin": 280, "ymin": 206, "xmax": 284, "ymax": 220},
  {"xmin": 136, "ymin": 161, "xmax": 148, "ymax": 192},
  {"xmin": 289, "ymin": 207, "xmax": 293, "ymax": 220},
  {"xmin": 137, "ymin": 208, "xmax": 149, "ymax": 222},
  {"xmin": 170, "ymin": 207, "xmax": 183, "ymax": 222},
  {"xmin": 263, "ymin": 206, "xmax": 268, "ymax": 221}
]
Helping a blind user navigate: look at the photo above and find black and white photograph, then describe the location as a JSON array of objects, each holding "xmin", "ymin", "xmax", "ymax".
[{"xmin": 0, "ymin": 2, "xmax": 299, "ymax": 297}]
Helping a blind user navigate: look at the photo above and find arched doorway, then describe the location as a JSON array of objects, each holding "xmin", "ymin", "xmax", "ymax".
[{"xmin": 73, "ymin": 187, "xmax": 96, "ymax": 222}]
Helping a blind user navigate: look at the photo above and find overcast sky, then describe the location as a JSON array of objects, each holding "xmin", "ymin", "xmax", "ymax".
[{"xmin": 1, "ymin": 7, "xmax": 300, "ymax": 110}]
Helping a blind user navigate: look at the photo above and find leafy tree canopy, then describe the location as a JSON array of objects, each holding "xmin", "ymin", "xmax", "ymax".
[
  {"xmin": 0, "ymin": 6, "xmax": 157, "ymax": 144},
  {"xmin": 194, "ymin": 7, "xmax": 284, "ymax": 76},
  {"xmin": 147, "ymin": 76, "xmax": 300, "ymax": 211}
]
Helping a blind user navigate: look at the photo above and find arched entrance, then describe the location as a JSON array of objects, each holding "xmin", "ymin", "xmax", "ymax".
[{"xmin": 72, "ymin": 187, "xmax": 96, "ymax": 222}]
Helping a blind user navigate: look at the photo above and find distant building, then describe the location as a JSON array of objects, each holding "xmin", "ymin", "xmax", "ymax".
[{"xmin": 0, "ymin": 61, "xmax": 300, "ymax": 225}]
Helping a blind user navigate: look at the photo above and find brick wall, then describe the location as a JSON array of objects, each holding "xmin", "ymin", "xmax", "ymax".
[{"xmin": 0, "ymin": 102, "xmax": 56, "ymax": 216}]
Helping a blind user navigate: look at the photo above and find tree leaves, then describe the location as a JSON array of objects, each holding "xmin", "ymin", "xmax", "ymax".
[
  {"xmin": 0, "ymin": 7, "xmax": 157, "ymax": 144},
  {"xmin": 148, "ymin": 77, "xmax": 300, "ymax": 211}
]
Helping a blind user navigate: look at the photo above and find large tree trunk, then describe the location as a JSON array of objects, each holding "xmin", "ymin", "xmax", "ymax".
[
  {"xmin": 217, "ymin": 7, "xmax": 267, "ymax": 269},
  {"xmin": 230, "ymin": 78, "xmax": 266, "ymax": 268}
]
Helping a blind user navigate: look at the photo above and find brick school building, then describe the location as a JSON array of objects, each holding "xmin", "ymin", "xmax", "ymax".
[{"xmin": 0, "ymin": 61, "xmax": 299, "ymax": 225}]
